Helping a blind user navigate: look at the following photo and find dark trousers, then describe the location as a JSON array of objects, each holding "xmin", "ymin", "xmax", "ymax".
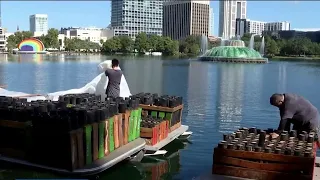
[{"xmin": 293, "ymin": 122, "xmax": 320, "ymax": 143}]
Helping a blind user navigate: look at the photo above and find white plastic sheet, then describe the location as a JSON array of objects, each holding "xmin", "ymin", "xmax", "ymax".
[
  {"xmin": 47, "ymin": 60, "xmax": 131, "ymax": 101},
  {"xmin": 0, "ymin": 60, "xmax": 132, "ymax": 102},
  {"xmin": 0, "ymin": 88, "xmax": 47, "ymax": 102}
]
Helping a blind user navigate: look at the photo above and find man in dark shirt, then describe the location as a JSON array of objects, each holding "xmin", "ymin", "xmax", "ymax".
[
  {"xmin": 269, "ymin": 93, "xmax": 320, "ymax": 139},
  {"xmin": 105, "ymin": 59, "xmax": 123, "ymax": 98}
]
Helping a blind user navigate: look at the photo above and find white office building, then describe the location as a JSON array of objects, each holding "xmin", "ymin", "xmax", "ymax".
[
  {"xmin": 60, "ymin": 27, "xmax": 114, "ymax": 44},
  {"xmin": 236, "ymin": 19, "xmax": 291, "ymax": 37},
  {"xmin": 111, "ymin": 0, "xmax": 163, "ymax": 38},
  {"xmin": 58, "ymin": 27, "xmax": 114, "ymax": 49},
  {"xmin": 219, "ymin": 0, "xmax": 247, "ymax": 39},
  {"xmin": 246, "ymin": 19, "xmax": 266, "ymax": 35},
  {"xmin": 0, "ymin": 28, "xmax": 5, "ymax": 51},
  {"xmin": 209, "ymin": 8, "xmax": 214, "ymax": 36},
  {"xmin": 265, "ymin": 21, "xmax": 290, "ymax": 31},
  {"xmin": 29, "ymin": 14, "xmax": 48, "ymax": 37}
]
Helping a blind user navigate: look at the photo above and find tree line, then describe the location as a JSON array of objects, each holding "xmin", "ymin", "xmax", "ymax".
[
  {"xmin": 101, "ymin": 32, "xmax": 215, "ymax": 56},
  {"xmin": 240, "ymin": 33, "xmax": 320, "ymax": 57},
  {"xmin": 8, "ymin": 29, "xmax": 320, "ymax": 57},
  {"xmin": 6, "ymin": 28, "xmax": 100, "ymax": 52}
]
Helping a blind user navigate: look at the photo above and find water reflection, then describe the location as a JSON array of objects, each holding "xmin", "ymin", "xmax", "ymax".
[
  {"xmin": 0, "ymin": 55, "xmax": 6, "ymax": 86},
  {"xmin": 162, "ymin": 60, "xmax": 189, "ymax": 97},
  {"xmin": 122, "ymin": 58, "xmax": 164, "ymax": 95},
  {"xmin": 278, "ymin": 63, "xmax": 287, "ymax": 92},
  {"xmin": 247, "ymin": 65, "xmax": 263, "ymax": 103},
  {"xmin": 34, "ymin": 61, "xmax": 47, "ymax": 94},
  {"xmin": 216, "ymin": 64, "xmax": 245, "ymax": 133},
  {"xmin": 0, "ymin": 139, "xmax": 186, "ymax": 180},
  {"xmin": 187, "ymin": 61, "xmax": 208, "ymax": 119},
  {"xmin": 18, "ymin": 54, "xmax": 43, "ymax": 64}
]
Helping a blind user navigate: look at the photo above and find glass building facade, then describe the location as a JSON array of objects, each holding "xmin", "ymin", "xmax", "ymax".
[{"xmin": 111, "ymin": 0, "xmax": 163, "ymax": 38}]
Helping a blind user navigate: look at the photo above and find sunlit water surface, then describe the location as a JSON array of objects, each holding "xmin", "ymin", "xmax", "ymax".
[{"xmin": 0, "ymin": 54, "xmax": 319, "ymax": 179}]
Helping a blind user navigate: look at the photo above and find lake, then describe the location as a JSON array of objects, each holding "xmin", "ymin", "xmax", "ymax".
[{"xmin": 0, "ymin": 54, "xmax": 320, "ymax": 180}]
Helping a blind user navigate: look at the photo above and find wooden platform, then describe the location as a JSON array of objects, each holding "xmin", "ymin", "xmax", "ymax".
[
  {"xmin": 144, "ymin": 125, "xmax": 188, "ymax": 152},
  {"xmin": 0, "ymin": 138, "xmax": 146, "ymax": 176},
  {"xmin": 195, "ymin": 157, "xmax": 320, "ymax": 180}
]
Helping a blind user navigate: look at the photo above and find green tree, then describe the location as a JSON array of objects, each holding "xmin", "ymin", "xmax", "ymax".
[
  {"xmin": 100, "ymin": 39, "xmax": 104, "ymax": 45},
  {"xmin": 118, "ymin": 36, "xmax": 133, "ymax": 53},
  {"xmin": 241, "ymin": 33, "xmax": 252, "ymax": 42},
  {"xmin": 134, "ymin": 32, "xmax": 149, "ymax": 53},
  {"xmin": 162, "ymin": 37, "xmax": 179, "ymax": 56},
  {"xmin": 266, "ymin": 39, "xmax": 279, "ymax": 57},
  {"xmin": 64, "ymin": 38, "xmax": 100, "ymax": 52},
  {"xmin": 148, "ymin": 34, "xmax": 162, "ymax": 52},
  {"xmin": 14, "ymin": 31, "xmax": 33, "ymax": 44},
  {"xmin": 45, "ymin": 28, "xmax": 59, "ymax": 49},
  {"xmin": 6, "ymin": 35, "xmax": 17, "ymax": 52},
  {"xmin": 101, "ymin": 38, "xmax": 121, "ymax": 53},
  {"xmin": 6, "ymin": 31, "xmax": 33, "ymax": 52},
  {"xmin": 179, "ymin": 35, "xmax": 200, "ymax": 56}
]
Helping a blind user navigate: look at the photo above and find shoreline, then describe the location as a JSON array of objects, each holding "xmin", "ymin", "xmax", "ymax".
[
  {"xmin": 6, "ymin": 52, "xmax": 320, "ymax": 61},
  {"xmin": 270, "ymin": 56, "xmax": 320, "ymax": 61}
]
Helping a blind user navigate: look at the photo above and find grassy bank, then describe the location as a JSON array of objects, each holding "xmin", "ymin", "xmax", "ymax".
[{"xmin": 271, "ymin": 56, "xmax": 320, "ymax": 61}]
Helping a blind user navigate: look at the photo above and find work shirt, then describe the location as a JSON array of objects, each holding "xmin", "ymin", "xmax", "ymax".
[
  {"xmin": 278, "ymin": 93, "xmax": 320, "ymax": 132},
  {"xmin": 105, "ymin": 68, "xmax": 122, "ymax": 98}
]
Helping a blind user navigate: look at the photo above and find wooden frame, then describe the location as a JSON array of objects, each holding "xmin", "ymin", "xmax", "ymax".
[
  {"xmin": 139, "ymin": 104, "xmax": 183, "ymax": 113},
  {"xmin": 212, "ymin": 144, "xmax": 317, "ymax": 180}
]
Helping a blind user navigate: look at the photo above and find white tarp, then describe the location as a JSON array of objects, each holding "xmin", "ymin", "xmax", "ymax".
[
  {"xmin": 0, "ymin": 60, "xmax": 131, "ymax": 102},
  {"xmin": 0, "ymin": 88, "xmax": 47, "ymax": 102},
  {"xmin": 47, "ymin": 60, "xmax": 131, "ymax": 101}
]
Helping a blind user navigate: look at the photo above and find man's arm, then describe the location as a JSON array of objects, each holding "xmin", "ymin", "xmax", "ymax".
[
  {"xmin": 277, "ymin": 106, "xmax": 295, "ymax": 132},
  {"xmin": 277, "ymin": 118, "xmax": 291, "ymax": 133},
  {"xmin": 105, "ymin": 69, "xmax": 109, "ymax": 77}
]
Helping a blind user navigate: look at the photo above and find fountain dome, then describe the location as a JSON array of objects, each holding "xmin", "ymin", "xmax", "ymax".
[{"xmin": 199, "ymin": 39, "xmax": 268, "ymax": 63}]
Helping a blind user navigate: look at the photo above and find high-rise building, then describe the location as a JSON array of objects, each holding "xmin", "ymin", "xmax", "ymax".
[
  {"xmin": 111, "ymin": 0, "xmax": 163, "ymax": 38},
  {"xmin": 265, "ymin": 21, "xmax": 290, "ymax": 31},
  {"xmin": 236, "ymin": 19, "xmax": 290, "ymax": 37},
  {"xmin": 247, "ymin": 19, "xmax": 266, "ymax": 35},
  {"xmin": 29, "ymin": 14, "xmax": 48, "ymax": 37},
  {"xmin": 219, "ymin": 0, "xmax": 246, "ymax": 39},
  {"xmin": 209, "ymin": 8, "xmax": 214, "ymax": 36},
  {"xmin": 0, "ymin": 28, "xmax": 5, "ymax": 52},
  {"xmin": 163, "ymin": 0, "xmax": 210, "ymax": 40},
  {"xmin": 235, "ymin": 18, "xmax": 247, "ymax": 37}
]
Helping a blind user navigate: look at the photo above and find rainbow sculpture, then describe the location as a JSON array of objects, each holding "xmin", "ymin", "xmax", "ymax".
[{"xmin": 17, "ymin": 38, "xmax": 47, "ymax": 54}]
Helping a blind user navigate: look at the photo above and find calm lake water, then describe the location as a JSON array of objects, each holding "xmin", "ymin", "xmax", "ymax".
[{"xmin": 0, "ymin": 54, "xmax": 320, "ymax": 180}]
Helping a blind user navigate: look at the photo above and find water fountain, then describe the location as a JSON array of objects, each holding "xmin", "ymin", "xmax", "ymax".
[
  {"xmin": 249, "ymin": 34, "xmax": 257, "ymax": 50},
  {"xmin": 198, "ymin": 35, "xmax": 268, "ymax": 63},
  {"xmin": 220, "ymin": 38, "xmax": 226, "ymax": 46},
  {"xmin": 200, "ymin": 35, "xmax": 208, "ymax": 55},
  {"xmin": 259, "ymin": 36, "xmax": 265, "ymax": 57}
]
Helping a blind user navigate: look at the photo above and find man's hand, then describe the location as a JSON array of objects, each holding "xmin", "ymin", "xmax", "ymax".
[{"xmin": 271, "ymin": 133, "xmax": 279, "ymax": 139}]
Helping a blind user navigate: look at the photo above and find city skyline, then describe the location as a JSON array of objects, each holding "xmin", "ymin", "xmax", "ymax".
[{"xmin": 2, "ymin": 1, "xmax": 320, "ymax": 35}]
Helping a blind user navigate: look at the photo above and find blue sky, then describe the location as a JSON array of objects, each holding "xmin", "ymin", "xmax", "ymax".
[{"xmin": 2, "ymin": 1, "xmax": 320, "ymax": 36}]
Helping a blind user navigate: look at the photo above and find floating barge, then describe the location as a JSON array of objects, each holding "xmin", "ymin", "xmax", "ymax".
[
  {"xmin": 0, "ymin": 138, "xmax": 145, "ymax": 176},
  {"xmin": 0, "ymin": 93, "xmax": 145, "ymax": 176},
  {"xmin": 0, "ymin": 91, "xmax": 192, "ymax": 175},
  {"xmin": 204, "ymin": 127, "xmax": 318, "ymax": 180},
  {"xmin": 136, "ymin": 93, "xmax": 192, "ymax": 156}
]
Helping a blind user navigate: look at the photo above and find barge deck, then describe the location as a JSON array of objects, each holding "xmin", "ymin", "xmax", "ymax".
[
  {"xmin": 144, "ymin": 125, "xmax": 189, "ymax": 152},
  {"xmin": 196, "ymin": 157, "xmax": 320, "ymax": 180},
  {"xmin": 0, "ymin": 138, "xmax": 145, "ymax": 176}
]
